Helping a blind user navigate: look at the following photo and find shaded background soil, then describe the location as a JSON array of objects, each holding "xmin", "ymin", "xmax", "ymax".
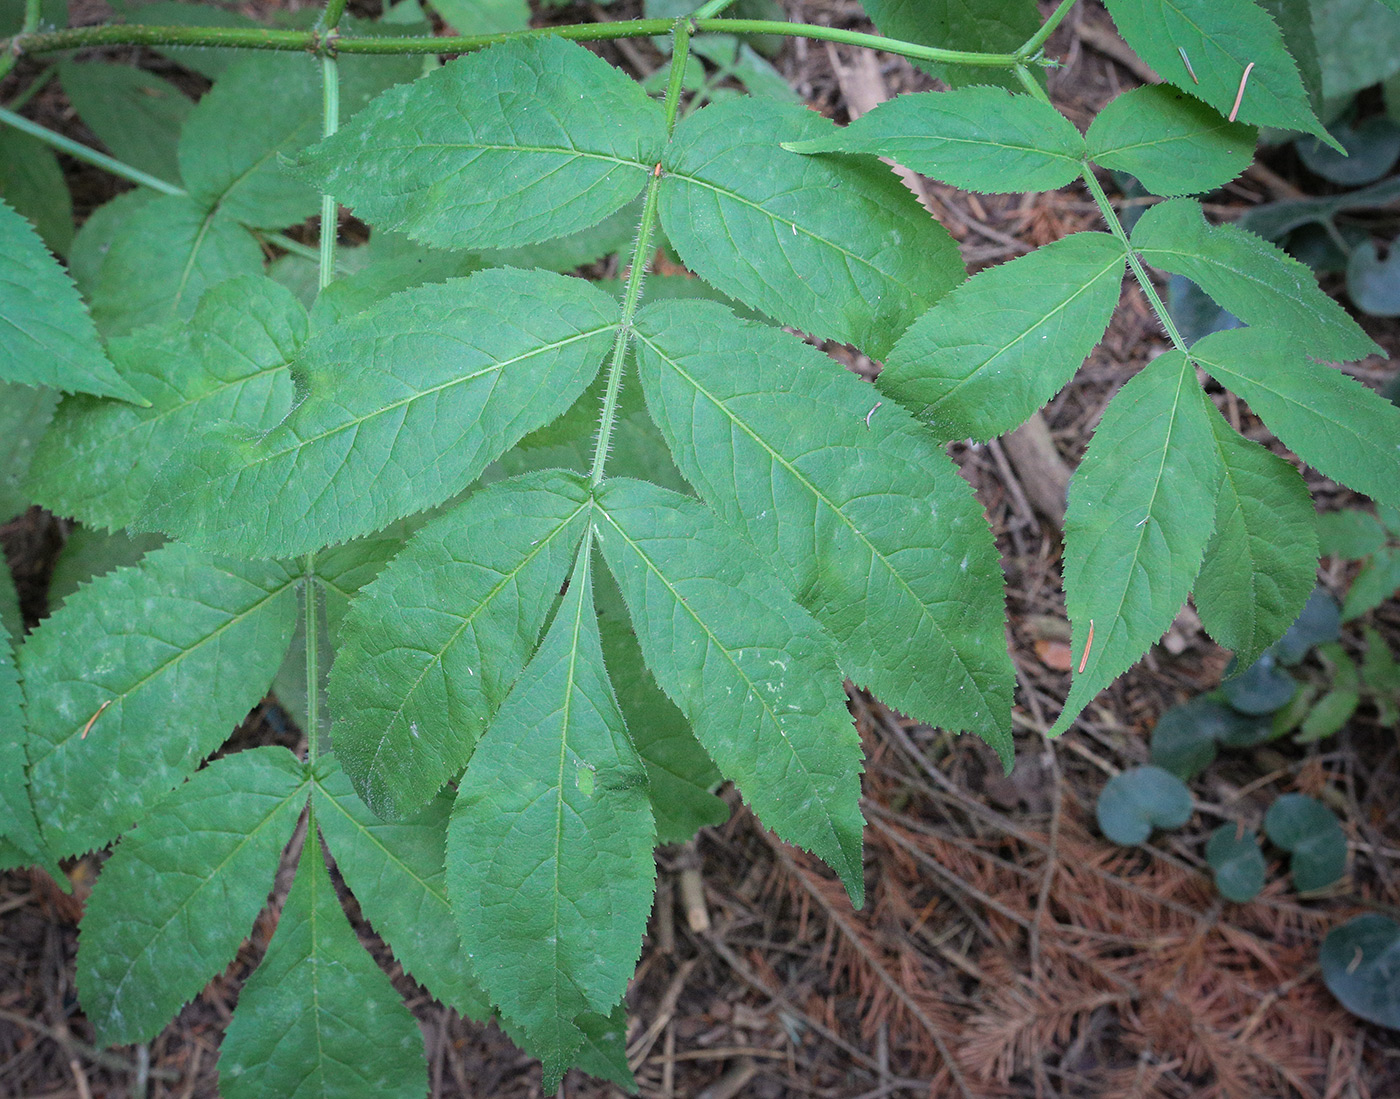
[{"xmin": 2, "ymin": 1, "xmax": 1399, "ymax": 1096}]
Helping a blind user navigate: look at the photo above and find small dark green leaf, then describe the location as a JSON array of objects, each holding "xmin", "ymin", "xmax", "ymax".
[
  {"xmin": 1321, "ymin": 914, "xmax": 1400, "ymax": 1030},
  {"xmin": 76, "ymin": 747, "xmax": 308, "ymax": 1045},
  {"xmin": 1133, "ymin": 199, "xmax": 1380, "ymax": 362},
  {"xmin": 1191, "ymin": 327, "xmax": 1400, "ymax": 512},
  {"xmin": 0, "ymin": 199, "xmax": 142, "ymax": 401},
  {"xmin": 1194, "ymin": 406, "xmax": 1317, "ymax": 670},
  {"xmin": 1264, "ymin": 793, "xmax": 1347, "ymax": 892},
  {"xmin": 1054, "ymin": 352, "xmax": 1223, "ymax": 734},
  {"xmin": 660, "ymin": 96, "xmax": 963, "ymax": 360},
  {"xmin": 783, "ymin": 87, "xmax": 1086, "ymax": 194},
  {"xmin": 447, "ymin": 546, "xmax": 656, "ymax": 1086},
  {"xmin": 330, "ymin": 471, "xmax": 592, "ymax": 820},
  {"xmin": 880, "ymin": 232, "xmax": 1125, "ymax": 441},
  {"xmin": 297, "ymin": 38, "xmax": 664, "ymax": 250},
  {"xmin": 1313, "ymin": 0, "xmax": 1400, "ymax": 101},
  {"xmin": 1221, "ymin": 653, "xmax": 1297, "ymax": 714},
  {"xmin": 1205, "ymin": 824, "xmax": 1266, "ymax": 902},
  {"xmin": 1086, "ymin": 85, "xmax": 1255, "ymax": 196},
  {"xmin": 1149, "ymin": 696, "xmax": 1271, "ymax": 779},
  {"xmin": 143, "ymin": 269, "xmax": 619, "ymax": 558},
  {"xmin": 218, "ymin": 832, "xmax": 427, "ymax": 1099},
  {"xmin": 1102, "ymin": 0, "xmax": 1327, "ymax": 138},
  {"xmin": 1095, "ymin": 766, "xmax": 1193, "ymax": 845},
  {"xmin": 1347, "ymin": 240, "xmax": 1400, "ymax": 318},
  {"xmin": 47, "ymin": 527, "xmax": 165, "ymax": 609},
  {"xmin": 1273, "ymin": 587, "xmax": 1341, "ymax": 663},
  {"xmin": 314, "ymin": 761, "xmax": 489, "ymax": 1019},
  {"xmin": 594, "ymin": 478, "xmax": 866, "ymax": 906},
  {"xmin": 1299, "ymin": 116, "xmax": 1400, "ymax": 186},
  {"xmin": 1296, "ymin": 642, "xmax": 1360, "ymax": 742},
  {"xmin": 0, "ymin": 127, "xmax": 73, "ymax": 255},
  {"xmin": 22, "ymin": 544, "xmax": 299, "ymax": 856}
]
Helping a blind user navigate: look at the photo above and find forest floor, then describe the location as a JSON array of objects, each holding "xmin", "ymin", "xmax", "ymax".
[{"xmin": 2, "ymin": 1, "xmax": 1399, "ymax": 1097}]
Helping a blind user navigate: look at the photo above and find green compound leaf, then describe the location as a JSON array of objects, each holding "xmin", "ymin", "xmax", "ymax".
[
  {"xmin": 593, "ymin": 477, "xmax": 866, "ymax": 906},
  {"xmin": 596, "ymin": 584, "xmax": 728, "ymax": 845},
  {"xmin": 330, "ymin": 470, "xmax": 592, "ymax": 821},
  {"xmin": 0, "ymin": 199, "xmax": 142, "ymax": 402},
  {"xmin": 59, "ymin": 61, "xmax": 192, "ymax": 182},
  {"xmin": 297, "ymin": 37, "xmax": 664, "ymax": 250},
  {"xmin": 634, "ymin": 299, "xmax": 1013, "ymax": 761},
  {"xmin": 1053, "ymin": 352, "xmax": 1223, "ymax": 735},
  {"xmin": 143, "ymin": 268, "xmax": 620, "ymax": 558},
  {"xmin": 1194, "ymin": 405, "xmax": 1318, "ymax": 670},
  {"xmin": 76, "ymin": 747, "xmax": 308, "ymax": 1046},
  {"xmin": 446, "ymin": 546, "xmax": 656, "ymax": 1087},
  {"xmin": 89, "ymin": 194, "xmax": 264, "ymax": 337},
  {"xmin": 660, "ymin": 96, "xmax": 963, "ymax": 360},
  {"xmin": 783, "ymin": 87, "xmax": 1087, "ymax": 194},
  {"xmin": 1132, "ymin": 199, "xmax": 1379, "ymax": 363},
  {"xmin": 219, "ymin": 831, "xmax": 427, "ymax": 1099},
  {"xmin": 857, "ymin": 0, "xmax": 1040, "ymax": 90},
  {"xmin": 1264, "ymin": 792, "xmax": 1347, "ymax": 892},
  {"xmin": 880, "ymin": 232, "xmax": 1125, "ymax": 442},
  {"xmin": 1086, "ymin": 85, "xmax": 1256, "ymax": 196},
  {"xmin": 1102, "ymin": 0, "xmax": 1327, "ymax": 139},
  {"xmin": 1321, "ymin": 914, "xmax": 1400, "ymax": 1030},
  {"xmin": 1095, "ymin": 765, "xmax": 1193, "ymax": 845},
  {"xmin": 1191, "ymin": 327, "xmax": 1400, "ymax": 513},
  {"xmin": 28, "ymin": 277, "xmax": 305, "ymax": 531},
  {"xmin": 313, "ymin": 761, "xmax": 489, "ymax": 1020},
  {"xmin": 0, "ymin": 382, "xmax": 58, "ymax": 522},
  {"xmin": 1205, "ymin": 824, "xmax": 1266, "ymax": 902},
  {"xmin": 21, "ymin": 543, "xmax": 299, "ymax": 857}
]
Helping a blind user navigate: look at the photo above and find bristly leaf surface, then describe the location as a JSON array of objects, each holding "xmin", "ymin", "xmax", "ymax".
[
  {"xmin": 659, "ymin": 97, "xmax": 964, "ymax": 360},
  {"xmin": 593, "ymin": 478, "xmax": 866, "ymax": 905},
  {"xmin": 296, "ymin": 37, "xmax": 666, "ymax": 250},
  {"xmin": 881, "ymin": 231, "xmax": 1126, "ymax": 442},
  {"xmin": 1193, "ymin": 404, "xmax": 1317, "ymax": 669},
  {"xmin": 330, "ymin": 471, "xmax": 593, "ymax": 821},
  {"xmin": 446, "ymin": 545, "xmax": 656, "ymax": 1087},
  {"xmin": 1132, "ymin": 198, "xmax": 1378, "ymax": 362},
  {"xmin": 1054, "ymin": 351, "xmax": 1223, "ymax": 734},
  {"xmin": 633, "ymin": 299, "xmax": 1014, "ymax": 761},
  {"xmin": 0, "ymin": 199, "xmax": 143, "ymax": 402},
  {"xmin": 22, "ymin": 544, "xmax": 299, "ymax": 856},
  {"xmin": 76, "ymin": 747, "xmax": 308, "ymax": 1045},
  {"xmin": 142, "ymin": 269, "xmax": 620, "ymax": 558},
  {"xmin": 783, "ymin": 87, "xmax": 1087, "ymax": 194},
  {"xmin": 218, "ymin": 833, "xmax": 427, "ymax": 1099},
  {"xmin": 1191, "ymin": 327, "xmax": 1400, "ymax": 511}
]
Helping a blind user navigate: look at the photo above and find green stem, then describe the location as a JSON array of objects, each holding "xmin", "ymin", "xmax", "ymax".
[
  {"xmin": 1016, "ymin": 0, "xmax": 1076, "ymax": 61},
  {"xmin": 0, "ymin": 0, "xmax": 41, "ymax": 82},
  {"xmin": 316, "ymin": 0, "xmax": 349, "ymax": 35},
  {"xmin": 1080, "ymin": 167, "xmax": 1191, "ymax": 356},
  {"xmin": 3, "ymin": 17, "xmax": 1022, "ymax": 68},
  {"xmin": 588, "ymin": 19, "xmax": 692, "ymax": 489},
  {"xmin": 318, "ymin": 56, "xmax": 340, "ymax": 290},
  {"xmin": 0, "ymin": 104, "xmax": 183, "ymax": 194}
]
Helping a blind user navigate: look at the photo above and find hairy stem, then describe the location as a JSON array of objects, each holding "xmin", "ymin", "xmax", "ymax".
[
  {"xmin": 588, "ymin": 18, "xmax": 693, "ymax": 488},
  {"xmin": 1016, "ymin": 0, "xmax": 1077, "ymax": 61},
  {"xmin": 3, "ymin": 17, "xmax": 1027, "ymax": 68}
]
